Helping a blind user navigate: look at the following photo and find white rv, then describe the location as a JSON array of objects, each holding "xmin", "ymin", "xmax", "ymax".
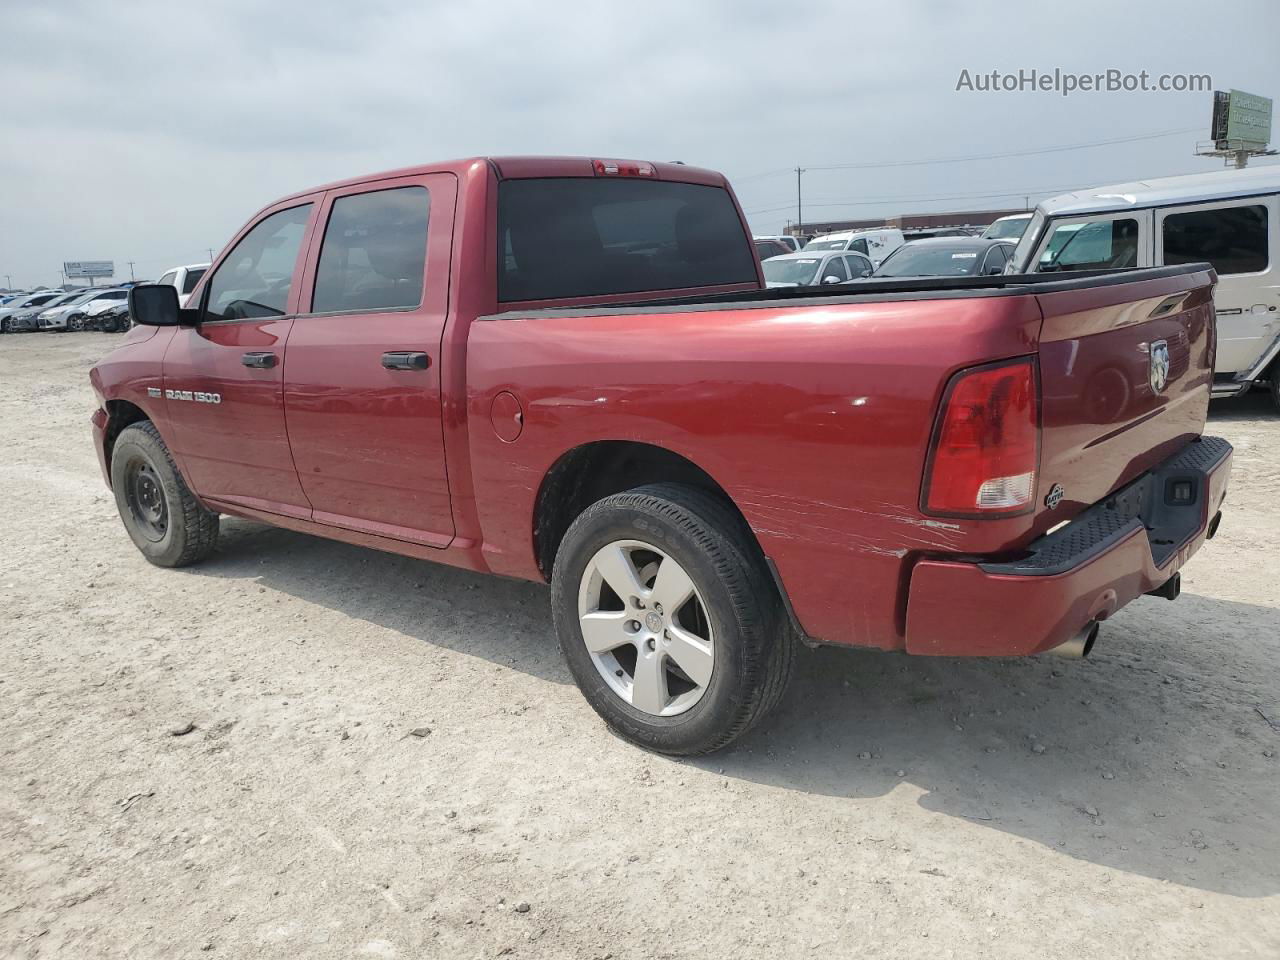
[{"xmin": 1007, "ymin": 166, "xmax": 1280, "ymax": 404}]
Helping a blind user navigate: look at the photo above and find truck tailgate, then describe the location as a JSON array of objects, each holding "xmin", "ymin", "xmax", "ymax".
[{"xmin": 1033, "ymin": 266, "xmax": 1217, "ymax": 526}]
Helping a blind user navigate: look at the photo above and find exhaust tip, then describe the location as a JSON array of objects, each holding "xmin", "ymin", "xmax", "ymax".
[
  {"xmin": 1046, "ymin": 621, "xmax": 1100, "ymax": 658},
  {"xmin": 1207, "ymin": 511, "xmax": 1222, "ymax": 541},
  {"xmin": 1146, "ymin": 571, "xmax": 1181, "ymax": 602}
]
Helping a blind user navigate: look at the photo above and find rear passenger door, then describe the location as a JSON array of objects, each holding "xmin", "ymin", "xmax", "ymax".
[
  {"xmin": 284, "ymin": 174, "xmax": 457, "ymax": 547},
  {"xmin": 1155, "ymin": 196, "xmax": 1278, "ymax": 377}
]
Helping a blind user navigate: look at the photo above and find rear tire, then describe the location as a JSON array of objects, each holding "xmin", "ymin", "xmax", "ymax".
[
  {"xmin": 110, "ymin": 422, "xmax": 219, "ymax": 567},
  {"xmin": 551, "ymin": 483, "xmax": 796, "ymax": 755}
]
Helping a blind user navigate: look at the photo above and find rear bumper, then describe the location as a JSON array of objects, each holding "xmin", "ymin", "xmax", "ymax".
[{"xmin": 905, "ymin": 436, "xmax": 1232, "ymax": 656}]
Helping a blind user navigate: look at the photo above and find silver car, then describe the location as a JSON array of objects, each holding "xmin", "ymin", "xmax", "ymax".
[
  {"xmin": 1, "ymin": 292, "xmax": 65, "ymax": 332},
  {"xmin": 761, "ymin": 250, "xmax": 875, "ymax": 288},
  {"xmin": 36, "ymin": 289, "xmax": 107, "ymax": 332}
]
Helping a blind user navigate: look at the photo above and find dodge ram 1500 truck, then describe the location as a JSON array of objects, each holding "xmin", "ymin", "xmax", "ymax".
[{"xmin": 92, "ymin": 156, "xmax": 1232, "ymax": 755}]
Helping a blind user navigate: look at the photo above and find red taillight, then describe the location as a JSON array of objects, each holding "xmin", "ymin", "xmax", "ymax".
[
  {"xmin": 923, "ymin": 357, "xmax": 1039, "ymax": 517},
  {"xmin": 593, "ymin": 158, "xmax": 656, "ymax": 178}
]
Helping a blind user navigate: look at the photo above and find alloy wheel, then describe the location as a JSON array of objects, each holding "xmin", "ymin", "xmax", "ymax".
[{"xmin": 577, "ymin": 539, "xmax": 715, "ymax": 717}]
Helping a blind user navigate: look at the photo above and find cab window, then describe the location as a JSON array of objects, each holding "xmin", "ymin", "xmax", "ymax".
[
  {"xmin": 204, "ymin": 204, "xmax": 312, "ymax": 321},
  {"xmin": 848, "ymin": 238, "xmax": 869, "ymax": 256},
  {"xmin": 312, "ymin": 187, "xmax": 431, "ymax": 313},
  {"xmin": 1037, "ymin": 218, "xmax": 1139, "ymax": 272},
  {"xmin": 1162, "ymin": 204, "xmax": 1268, "ymax": 275}
]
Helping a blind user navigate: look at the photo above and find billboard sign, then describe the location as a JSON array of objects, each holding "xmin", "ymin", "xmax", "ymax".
[
  {"xmin": 1211, "ymin": 89, "xmax": 1273, "ymax": 148},
  {"xmin": 64, "ymin": 260, "xmax": 114, "ymax": 278}
]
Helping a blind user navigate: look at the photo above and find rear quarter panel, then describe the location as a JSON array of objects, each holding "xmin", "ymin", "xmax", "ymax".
[{"xmin": 466, "ymin": 295, "xmax": 1042, "ymax": 649}]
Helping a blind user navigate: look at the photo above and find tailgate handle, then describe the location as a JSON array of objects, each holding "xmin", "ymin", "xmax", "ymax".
[
  {"xmin": 241, "ymin": 352, "xmax": 277, "ymax": 368},
  {"xmin": 382, "ymin": 351, "xmax": 430, "ymax": 370},
  {"xmin": 1149, "ymin": 293, "xmax": 1190, "ymax": 319}
]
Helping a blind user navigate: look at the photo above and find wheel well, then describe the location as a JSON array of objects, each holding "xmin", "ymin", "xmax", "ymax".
[
  {"xmin": 533, "ymin": 441, "xmax": 755, "ymax": 581},
  {"xmin": 103, "ymin": 399, "xmax": 150, "ymax": 480}
]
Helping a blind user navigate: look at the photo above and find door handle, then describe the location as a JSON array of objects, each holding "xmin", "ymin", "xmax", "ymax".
[
  {"xmin": 241, "ymin": 352, "xmax": 277, "ymax": 369},
  {"xmin": 381, "ymin": 351, "xmax": 430, "ymax": 370}
]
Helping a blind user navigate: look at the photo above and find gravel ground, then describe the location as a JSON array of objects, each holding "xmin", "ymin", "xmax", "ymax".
[{"xmin": 2, "ymin": 332, "xmax": 1278, "ymax": 959}]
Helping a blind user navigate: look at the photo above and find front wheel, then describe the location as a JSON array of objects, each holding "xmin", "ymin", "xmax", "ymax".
[
  {"xmin": 110, "ymin": 422, "xmax": 219, "ymax": 566},
  {"xmin": 551, "ymin": 483, "xmax": 795, "ymax": 755}
]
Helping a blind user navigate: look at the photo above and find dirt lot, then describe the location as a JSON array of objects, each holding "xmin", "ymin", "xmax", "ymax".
[{"xmin": 2, "ymin": 332, "xmax": 1278, "ymax": 959}]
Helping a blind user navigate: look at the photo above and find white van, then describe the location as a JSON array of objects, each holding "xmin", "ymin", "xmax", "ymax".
[
  {"xmin": 1007, "ymin": 166, "xmax": 1280, "ymax": 404},
  {"xmin": 803, "ymin": 228, "xmax": 905, "ymax": 266}
]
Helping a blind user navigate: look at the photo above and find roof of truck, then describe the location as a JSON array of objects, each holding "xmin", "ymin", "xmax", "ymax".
[
  {"xmin": 1040, "ymin": 164, "xmax": 1280, "ymax": 217},
  {"xmin": 280, "ymin": 157, "xmax": 728, "ymax": 204}
]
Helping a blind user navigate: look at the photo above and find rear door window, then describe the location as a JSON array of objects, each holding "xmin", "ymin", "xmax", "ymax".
[
  {"xmin": 204, "ymin": 204, "xmax": 312, "ymax": 321},
  {"xmin": 312, "ymin": 186, "xmax": 431, "ymax": 314},
  {"xmin": 497, "ymin": 178, "xmax": 756, "ymax": 302},
  {"xmin": 1161, "ymin": 203, "xmax": 1269, "ymax": 275}
]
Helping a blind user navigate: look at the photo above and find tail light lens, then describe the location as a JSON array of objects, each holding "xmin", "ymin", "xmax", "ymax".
[{"xmin": 923, "ymin": 357, "xmax": 1039, "ymax": 517}]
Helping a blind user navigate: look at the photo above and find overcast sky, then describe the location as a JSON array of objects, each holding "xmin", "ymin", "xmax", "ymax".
[{"xmin": 2, "ymin": 0, "xmax": 1278, "ymax": 288}]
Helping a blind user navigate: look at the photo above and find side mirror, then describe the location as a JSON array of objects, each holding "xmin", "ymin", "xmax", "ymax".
[
  {"xmin": 129, "ymin": 283, "xmax": 192, "ymax": 327},
  {"xmin": 985, "ymin": 264, "xmax": 1005, "ymax": 275},
  {"xmin": 822, "ymin": 275, "xmax": 842, "ymax": 284}
]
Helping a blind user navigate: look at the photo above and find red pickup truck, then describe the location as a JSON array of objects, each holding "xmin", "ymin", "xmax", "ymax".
[{"xmin": 91, "ymin": 156, "xmax": 1232, "ymax": 755}]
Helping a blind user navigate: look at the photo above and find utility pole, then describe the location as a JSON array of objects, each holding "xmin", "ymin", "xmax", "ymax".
[
  {"xmin": 795, "ymin": 166, "xmax": 805, "ymax": 237},
  {"xmin": 207, "ymin": 248, "xmax": 215, "ymax": 263},
  {"xmin": 4, "ymin": 275, "xmax": 11, "ymax": 290},
  {"xmin": 128, "ymin": 261, "xmax": 136, "ymax": 281}
]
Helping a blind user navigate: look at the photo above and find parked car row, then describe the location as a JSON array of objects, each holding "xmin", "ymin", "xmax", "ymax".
[
  {"xmin": 0, "ymin": 287, "xmax": 133, "ymax": 333},
  {"xmin": 0, "ymin": 261, "xmax": 209, "ymax": 335},
  {"xmin": 761, "ymin": 236, "xmax": 1015, "ymax": 287}
]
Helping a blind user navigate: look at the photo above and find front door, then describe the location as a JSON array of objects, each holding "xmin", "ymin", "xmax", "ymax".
[
  {"xmin": 282, "ymin": 174, "xmax": 456, "ymax": 547},
  {"xmin": 162, "ymin": 200, "xmax": 319, "ymax": 517}
]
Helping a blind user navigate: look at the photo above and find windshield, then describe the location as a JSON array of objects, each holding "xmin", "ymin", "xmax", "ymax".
[
  {"xmin": 804, "ymin": 238, "xmax": 847, "ymax": 251},
  {"xmin": 983, "ymin": 216, "xmax": 1031, "ymax": 240},
  {"xmin": 762, "ymin": 257, "xmax": 822, "ymax": 285},
  {"xmin": 875, "ymin": 244, "xmax": 984, "ymax": 277}
]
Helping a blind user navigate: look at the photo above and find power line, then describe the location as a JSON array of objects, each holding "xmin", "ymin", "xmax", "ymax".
[{"xmin": 731, "ymin": 126, "xmax": 1201, "ymax": 183}]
